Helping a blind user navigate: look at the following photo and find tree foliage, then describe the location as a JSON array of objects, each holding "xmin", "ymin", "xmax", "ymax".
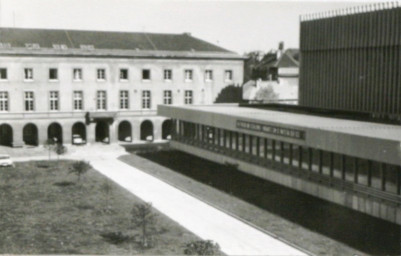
[
  {"xmin": 254, "ymin": 85, "xmax": 278, "ymax": 102},
  {"xmin": 214, "ymin": 84, "xmax": 245, "ymax": 104},
  {"xmin": 131, "ymin": 202, "xmax": 158, "ymax": 249},
  {"xmin": 184, "ymin": 240, "xmax": 220, "ymax": 255},
  {"xmin": 55, "ymin": 144, "xmax": 67, "ymax": 161},
  {"xmin": 69, "ymin": 161, "xmax": 91, "ymax": 182}
]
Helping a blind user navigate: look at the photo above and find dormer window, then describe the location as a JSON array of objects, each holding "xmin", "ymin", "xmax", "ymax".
[
  {"xmin": 0, "ymin": 43, "xmax": 11, "ymax": 48},
  {"xmin": 52, "ymin": 44, "xmax": 68, "ymax": 50},
  {"xmin": 80, "ymin": 44, "xmax": 94, "ymax": 50},
  {"xmin": 25, "ymin": 43, "xmax": 40, "ymax": 49}
]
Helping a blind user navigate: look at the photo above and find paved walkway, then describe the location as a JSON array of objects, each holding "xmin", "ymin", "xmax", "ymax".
[{"xmin": 12, "ymin": 145, "xmax": 306, "ymax": 256}]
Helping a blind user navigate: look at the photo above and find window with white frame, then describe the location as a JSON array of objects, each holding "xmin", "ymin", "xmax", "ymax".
[
  {"xmin": 24, "ymin": 91, "xmax": 34, "ymax": 111},
  {"xmin": 120, "ymin": 90, "xmax": 129, "ymax": 109},
  {"xmin": 184, "ymin": 69, "xmax": 193, "ymax": 81},
  {"xmin": 163, "ymin": 90, "xmax": 172, "ymax": 105},
  {"xmin": 142, "ymin": 90, "xmax": 151, "ymax": 109},
  {"xmin": 120, "ymin": 69, "xmax": 128, "ymax": 81},
  {"xmin": 205, "ymin": 70, "xmax": 213, "ymax": 81},
  {"xmin": 97, "ymin": 69, "xmax": 106, "ymax": 80},
  {"xmin": 49, "ymin": 91, "xmax": 59, "ymax": 111},
  {"xmin": 0, "ymin": 92, "xmax": 8, "ymax": 111},
  {"xmin": 164, "ymin": 69, "xmax": 172, "ymax": 81},
  {"xmin": 73, "ymin": 68, "xmax": 82, "ymax": 81},
  {"xmin": 184, "ymin": 90, "xmax": 193, "ymax": 104},
  {"xmin": 225, "ymin": 70, "xmax": 233, "ymax": 81},
  {"xmin": 24, "ymin": 68, "xmax": 33, "ymax": 80},
  {"xmin": 97, "ymin": 91, "xmax": 107, "ymax": 110},
  {"xmin": 49, "ymin": 68, "xmax": 58, "ymax": 80},
  {"xmin": 73, "ymin": 91, "xmax": 83, "ymax": 110},
  {"xmin": 0, "ymin": 68, "xmax": 7, "ymax": 80}
]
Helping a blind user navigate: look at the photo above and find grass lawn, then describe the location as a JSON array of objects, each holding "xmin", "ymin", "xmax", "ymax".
[
  {"xmin": 120, "ymin": 150, "xmax": 401, "ymax": 256},
  {"xmin": 0, "ymin": 160, "xmax": 200, "ymax": 254}
]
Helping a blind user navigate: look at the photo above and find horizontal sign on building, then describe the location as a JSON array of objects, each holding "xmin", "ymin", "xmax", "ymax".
[{"xmin": 236, "ymin": 120, "xmax": 305, "ymax": 140}]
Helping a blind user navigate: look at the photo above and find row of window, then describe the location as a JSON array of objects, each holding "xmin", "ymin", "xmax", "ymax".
[
  {"xmin": 0, "ymin": 67, "xmax": 234, "ymax": 82},
  {"xmin": 0, "ymin": 90, "xmax": 193, "ymax": 112},
  {"xmin": 175, "ymin": 121, "xmax": 401, "ymax": 196}
]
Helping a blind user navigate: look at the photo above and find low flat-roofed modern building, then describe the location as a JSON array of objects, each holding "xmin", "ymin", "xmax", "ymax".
[
  {"xmin": 0, "ymin": 27, "xmax": 244, "ymax": 147},
  {"xmin": 159, "ymin": 4, "xmax": 401, "ymax": 225},
  {"xmin": 159, "ymin": 104, "xmax": 401, "ymax": 224}
]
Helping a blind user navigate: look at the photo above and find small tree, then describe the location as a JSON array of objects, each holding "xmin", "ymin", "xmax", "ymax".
[
  {"xmin": 44, "ymin": 138, "xmax": 55, "ymax": 160},
  {"xmin": 131, "ymin": 202, "xmax": 158, "ymax": 249},
  {"xmin": 69, "ymin": 161, "xmax": 91, "ymax": 182},
  {"xmin": 184, "ymin": 240, "xmax": 220, "ymax": 255},
  {"xmin": 55, "ymin": 143, "xmax": 67, "ymax": 162},
  {"xmin": 100, "ymin": 179, "xmax": 113, "ymax": 209}
]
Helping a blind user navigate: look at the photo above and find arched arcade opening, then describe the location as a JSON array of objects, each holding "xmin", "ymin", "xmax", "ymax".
[
  {"xmin": 140, "ymin": 120, "xmax": 153, "ymax": 141},
  {"xmin": 72, "ymin": 122, "xmax": 86, "ymax": 145},
  {"xmin": 162, "ymin": 119, "xmax": 172, "ymax": 140},
  {"xmin": 48, "ymin": 122, "xmax": 63, "ymax": 144},
  {"xmin": 118, "ymin": 121, "xmax": 132, "ymax": 142},
  {"xmin": 23, "ymin": 123, "xmax": 38, "ymax": 146},
  {"xmin": 0, "ymin": 124, "xmax": 13, "ymax": 146}
]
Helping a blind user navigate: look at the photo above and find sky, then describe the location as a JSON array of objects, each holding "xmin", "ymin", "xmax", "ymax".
[{"xmin": 0, "ymin": 0, "xmax": 374, "ymax": 54}]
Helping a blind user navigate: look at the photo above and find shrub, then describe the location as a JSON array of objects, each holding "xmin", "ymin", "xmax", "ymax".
[
  {"xmin": 131, "ymin": 202, "xmax": 158, "ymax": 249},
  {"xmin": 101, "ymin": 231, "xmax": 130, "ymax": 244},
  {"xmin": 69, "ymin": 161, "xmax": 91, "ymax": 182}
]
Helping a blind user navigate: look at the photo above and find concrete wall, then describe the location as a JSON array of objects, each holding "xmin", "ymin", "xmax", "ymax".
[{"xmin": 171, "ymin": 140, "xmax": 401, "ymax": 225}]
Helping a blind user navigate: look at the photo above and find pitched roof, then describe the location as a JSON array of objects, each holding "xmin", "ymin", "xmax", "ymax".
[
  {"xmin": 273, "ymin": 49, "xmax": 299, "ymax": 68},
  {"xmin": 0, "ymin": 27, "xmax": 243, "ymax": 59},
  {"xmin": 0, "ymin": 27, "xmax": 231, "ymax": 52}
]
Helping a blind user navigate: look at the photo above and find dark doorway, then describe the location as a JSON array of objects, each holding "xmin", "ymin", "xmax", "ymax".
[
  {"xmin": 140, "ymin": 120, "xmax": 153, "ymax": 141},
  {"xmin": 0, "ymin": 124, "xmax": 13, "ymax": 146},
  {"xmin": 162, "ymin": 119, "xmax": 172, "ymax": 140},
  {"xmin": 72, "ymin": 122, "xmax": 86, "ymax": 145},
  {"xmin": 118, "ymin": 121, "xmax": 132, "ymax": 142},
  {"xmin": 48, "ymin": 122, "xmax": 63, "ymax": 144},
  {"xmin": 95, "ymin": 121, "xmax": 109, "ymax": 143},
  {"xmin": 23, "ymin": 123, "xmax": 38, "ymax": 146}
]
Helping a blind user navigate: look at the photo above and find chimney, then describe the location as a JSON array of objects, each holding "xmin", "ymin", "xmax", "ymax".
[{"xmin": 277, "ymin": 41, "xmax": 284, "ymax": 58}]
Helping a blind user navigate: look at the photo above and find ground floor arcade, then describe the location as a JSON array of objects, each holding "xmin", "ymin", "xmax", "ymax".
[{"xmin": 0, "ymin": 115, "xmax": 172, "ymax": 147}]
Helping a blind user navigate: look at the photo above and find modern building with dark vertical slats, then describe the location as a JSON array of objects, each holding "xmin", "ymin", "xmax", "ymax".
[
  {"xmin": 159, "ymin": 3, "xmax": 401, "ymax": 227},
  {"xmin": 299, "ymin": 4, "xmax": 401, "ymax": 120}
]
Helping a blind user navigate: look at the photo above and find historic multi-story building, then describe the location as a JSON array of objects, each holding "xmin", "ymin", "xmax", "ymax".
[{"xmin": 0, "ymin": 28, "xmax": 244, "ymax": 147}]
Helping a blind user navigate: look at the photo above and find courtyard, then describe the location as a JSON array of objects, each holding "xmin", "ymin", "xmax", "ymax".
[{"xmin": 0, "ymin": 159, "xmax": 200, "ymax": 254}]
